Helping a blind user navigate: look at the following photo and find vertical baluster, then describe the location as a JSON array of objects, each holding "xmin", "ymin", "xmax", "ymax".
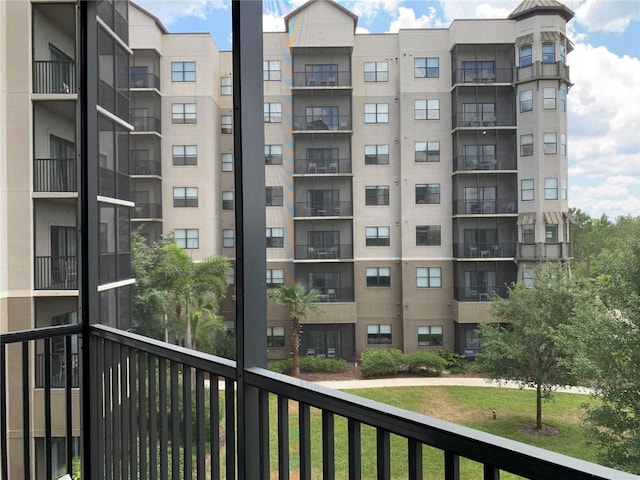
[
  {"xmin": 138, "ymin": 350, "xmax": 147, "ymax": 480},
  {"xmin": 299, "ymin": 402, "xmax": 311, "ymax": 480},
  {"xmin": 322, "ymin": 410, "xmax": 335, "ymax": 480},
  {"xmin": 129, "ymin": 345, "xmax": 138, "ymax": 479},
  {"xmin": 112, "ymin": 342, "xmax": 121, "ymax": 480},
  {"xmin": 347, "ymin": 418, "xmax": 361, "ymax": 480},
  {"xmin": 0, "ymin": 344, "xmax": 7, "ymax": 479},
  {"xmin": 120, "ymin": 345, "xmax": 129, "ymax": 480},
  {"xmin": 376, "ymin": 428, "xmax": 390, "ymax": 480},
  {"xmin": 183, "ymin": 365, "xmax": 192, "ymax": 480},
  {"xmin": 225, "ymin": 379, "xmax": 236, "ymax": 480},
  {"xmin": 408, "ymin": 439, "xmax": 422, "ymax": 480},
  {"xmin": 22, "ymin": 342, "xmax": 31, "ymax": 480},
  {"xmin": 158, "ymin": 358, "xmax": 168, "ymax": 480},
  {"xmin": 64, "ymin": 336, "xmax": 73, "ymax": 475},
  {"xmin": 44, "ymin": 338, "xmax": 52, "ymax": 480},
  {"xmin": 484, "ymin": 464, "xmax": 500, "ymax": 480},
  {"xmin": 258, "ymin": 388, "xmax": 270, "ymax": 479},
  {"xmin": 444, "ymin": 451, "xmax": 460, "ymax": 480},
  {"xmin": 277, "ymin": 396, "xmax": 289, "ymax": 480},
  {"xmin": 209, "ymin": 374, "xmax": 220, "ymax": 480},
  {"xmin": 170, "ymin": 362, "xmax": 180, "ymax": 479},
  {"xmin": 149, "ymin": 354, "xmax": 157, "ymax": 479},
  {"xmin": 196, "ymin": 370, "xmax": 205, "ymax": 479}
]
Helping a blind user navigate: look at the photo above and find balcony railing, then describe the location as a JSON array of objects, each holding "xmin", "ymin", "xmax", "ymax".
[
  {"xmin": 453, "ymin": 198, "xmax": 517, "ymax": 215},
  {"xmin": 131, "ymin": 115, "xmax": 161, "ymax": 132},
  {"xmin": 132, "ymin": 202, "xmax": 162, "ymax": 219},
  {"xmin": 34, "ymin": 256, "xmax": 77, "ymax": 290},
  {"xmin": 515, "ymin": 61, "xmax": 571, "ymax": 84},
  {"xmin": 33, "ymin": 158, "xmax": 77, "ymax": 192},
  {"xmin": 35, "ymin": 352, "xmax": 79, "ymax": 388},
  {"xmin": 452, "ymin": 67, "xmax": 513, "ymax": 84},
  {"xmin": 453, "ymin": 242, "xmax": 515, "ymax": 258},
  {"xmin": 454, "ymin": 154, "xmax": 517, "ymax": 172},
  {"xmin": 1, "ymin": 324, "xmax": 627, "ymax": 479},
  {"xmin": 292, "ymin": 71, "xmax": 351, "ymax": 87},
  {"xmin": 453, "ymin": 111, "xmax": 515, "ymax": 128},
  {"xmin": 130, "ymin": 73, "xmax": 160, "ymax": 89},
  {"xmin": 293, "ymin": 115, "xmax": 352, "ymax": 131},
  {"xmin": 294, "ymin": 157, "xmax": 351, "ymax": 174},
  {"xmin": 295, "ymin": 243, "xmax": 353, "ymax": 260},
  {"xmin": 130, "ymin": 159, "xmax": 161, "ymax": 176},
  {"xmin": 454, "ymin": 285, "xmax": 509, "ymax": 302},
  {"xmin": 294, "ymin": 201, "xmax": 353, "ymax": 217},
  {"xmin": 33, "ymin": 61, "xmax": 76, "ymax": 94},
  {"xmin": 517, "ymin": 242, "xmax": 573, "ymax": 260}
]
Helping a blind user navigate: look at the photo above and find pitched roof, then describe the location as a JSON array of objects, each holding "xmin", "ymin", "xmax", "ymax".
[
  {"xmin": 284, "ymin": 0, "xmax": 359, "ymax": 32},
  {"xmin": 509, "ymin": 0, "xmax": 574, "ymax": 22}
]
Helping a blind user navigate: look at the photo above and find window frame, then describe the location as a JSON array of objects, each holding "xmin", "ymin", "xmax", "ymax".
[
  {"xmin": 264, "ymin": 102, "xmax": 283, "ymax": 123},
  {"xmin": 560, "ymin": 133, "xmax": 567, "ymax": 156},
  {"xmin": 522, "ymin": 224, "xmax": 535, "ymax": 244},
  {"xmin": 520, "ymin": 134, "xmax": 534, "ymax": 156},
  {"xmin": 364, "ymin": 61, "xmax": 389, "ymax": 82},
  {"xmin": 364, "ymin": 144, "xmax": 389, "ymax": 165},
  {"xmin": 267, "ymin": 326, "xmax": 285, "ymax": 347},
  {"xmin": 561, "ymin": 178, "xmax": 567, "ymax": 200},
  {"xmin": 265, "ymin": 144, "xmax": 283, "ymax": 165},
  {"xmin": 220, "ymin": 76, "xmax": 232, "ymax": 95},
  {"xmin": 544, "ymin": 132, "xmax": 557, "ymax": 155},
  {"xmin": 414, "ymin": 99, "xmax": 440, "ymax": 120},
  {"xmin": 266, "ymin": 186, "xmax": 283, "ymax": 206},
  {"xmin": 367, "ymin": 324, "xmax": 392, "ymax": 345},
  {"xmin": 223, "ymin": 229, "xmax": 234, "ymax": 248},
  {"xmin": 364, "ymin": 103, "xmax": 389, "ymax": 124},
  {"xmin": 173, "ymin": 187, "xmax": 198, "ymax": 207},
  {"xmin": 266, "ymin": 269, "xmax": 284, "ymax": 288},
  {"xmin": 521, "ymin": 179, "xmax": 534, "ymax": 201},
  {"xmin": 519, "ymin": 45, "xmax": 532, "ymax": 67},
  {"xmin": 415, "ymin": 183, "xmax": 440, "ymax": 204},
  {"xmin": 545, "ymin": 223, "xmax": 558, "ymax": 243},
  {"xmin": 266, "ymin": 227, "xmax": 284, "ymax": 248},
  {"xmin": 222, "ymin": 191, "xmax": 234, "ymax": 210},
  {"xmin": 560, "ymin": 88, "xmax": 567, "ymax": 112},
  {"xmin": 221, "ymin": 115, "xmax": 233, "ymax": 134},
  {"xmin": 414, "ymin": 141, "xmax": 440, "ymax": 162},
  {"xmin": 519, "ymin": 89, "xmax": 533, "ymax": 112},
  {"xmin": 416, "ymin": 225, "xmax": 441, "ymax": 246},
  {"xmin": 414, "ymin": 57, "xmax": 439, "ymax": 78},
  {"xmin": 172, "ymin": 145, "xmax": 197, "ymax": 166},
  {"xmin": 544, "ymin": 177, "xmax": 558, "ymax": 200},
  {"xmin": 174, "ymin": 228, "xmax": 199, "ymax": 249},
  {"xmin": 366, "ymin": 267, "xmax": 391, "ymax": 287},
  {"xmin": 365, "ymin": 185, "xmax": 390, "ymax": 206},
  {"xmin": 171, "ymin": 61, "xmax": 196, "ymax": 82},
  {"xmin": 263, "ymin": 60, "xmax": 282, "ymax": 81},
  {"xmin": 417, "ymin": 325, "xmax": 443, "ymax": 347},
  {"xmin": 365, "ymin": 226, "xmax": 390, "ymax": 247},
  {"xmin": 542, "ymin": 42, "xmax": 555, "ymax": 63},
  {"xmin": 221, "ymin": 153, "xmax": 233, "ymax": 172},
  {"xmin": 171, "ymin": 103, "xmax": 197, "ymax": 124},
  {"xmin": 416, "ymin": 267, "xmax": 442, "ymax": 288},
  {"xmin": 543, "ymin": 87, "xmax": 556, "ymax": 110}
]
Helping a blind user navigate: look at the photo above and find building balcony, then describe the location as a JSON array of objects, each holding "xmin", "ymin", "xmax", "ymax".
[
  {"xmin": 32, "ymin": 61, "xmax": 76, "ymax": 94},
  {"xmin": 517, "ymin": 242, "xmax": 573, "ymax": 260},
  {"xmin": 453, "ymin": 198, "xmax": 517, "ymax": 215},
  {"xmin": 452, "ymin": 67, "xmax": 513, "ymax": 84},
  {"xmin": 454, "ymin": 154, "xmax": 516, "ymax": 172},
  {"xmin": 130, "ymin": 159, "xmax": 161, "ymax": 176},
  {"xmin": 312, "ymin": 286, "xmax": 354, "ymax": 302},
  {"xmin": 132, "ymin": 202, "xmax": 162, "ymax": 219},
  {"xmin": 35, "ymin": 352, "xmax": 79, "ymax": 388},
  {"xmin": 294, "ymin": 157, "xmax": 351, "ymax": 175},
  {"xmin": 293, "ymin": 115, "xmax": 352, "ymax": 132},
  {"xmin": 130, "ymin": 115, "xmax": 161, "ymax": 133},
  {"xmin": 1, "ymin": 323, "xmax": 624, "ymax": 479},
  {"xmin": 130, "ymin": 72, "xmax": 160, "ymax": 90},
  {"xmin": 295, "ymin": 243, "xmax": 353, "ymax": 260},
  {"xmin": 453, "ymin": 242, "xmax": 515, "ymax": 259},
  {"xmin": 33, "ymin": 158, "xmax": 77, "ymax": 192},
  {"xmin": 452, "ymin": 111, "xmax": 515, "ymax": 129},
  {"xmin": 34, "ymin": 256, "xmax": 77, "ymax": 290},
  {"xmin": 292, "ymin": 70, "xmax": 351, "ymax": 87},
  {"xmin": 514, "ymin": 61, "xmax": 571, "ymax": 85},
  {"xmin": 454, "ymin": 285, "xmax": 508, "ymax": 302},
  {"xmin": 294, "ymin": 201, "xmax": 353, "ymax": 217}
]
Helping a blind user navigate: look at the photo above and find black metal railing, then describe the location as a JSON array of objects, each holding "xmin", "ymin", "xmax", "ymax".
[
  {"xmin": 294, "ymin": 201, "xmax": 353, "ymax": 217},
  {"xmin": 130, "ymin": 115, "xmax": 161, "ymax": 132},
  {"xmin": 35, "ymin": 352, "xmax": 79, "ymax": 388},
  {"xmin": 130, "ymin": 73, "xmax": 160, "ymax": 89},
  {"xmin": 292, "ymin": 71, "xmax": 351, "ymax": 87},
  {"xmin": 515, "ymin": 61, "xmax": 571, "ymax": 84},
  {"xmin": 33, "ymin": 61, "xmax": 76, "ymax": 94},
  {"xmin": 311, "ymin": 286, "xmax": 353, "ymax": 302},
  {"xmin": 452, "ymin": 67, "xmax": 512, "ymax": 84},
  {"xmin": 34, "ymin": 256, "xmax": 78, "ymax": 290},
  {"xmin": 132, "ymin": 202, "xmax": 162, "ymax": 219},
  {"xmin": 294, "ymin": 157, "xmax": 351, "ymax": 174},
  {"xmin": 1, "ymin": 324, "xmax": 631, "ymax": 479},
  {"xmin": 453, "ymin": 198, "xmax": 517, "ymax": 215},
  {"xmin": 454, "ymin": 285, "xmax": 509, "ymax": 302},
  {"xmin": 295, "ymin": 243, "xmax": 353, "ymax": 260},
  {"xmin": 453, "ymin": 242, "xmax": 516, "ymax": 258},
  {"xmin": 292, "ymin": 115, "xmax": 352, "ymax": 131},
  {"xmin": 517, "ymin": 242, "xmax": 573, "ymax": 260},
  {"xmin": 130, "ymin": 159, "xmax": 161, "ymax": 176},
  {"xmin": 33, "ymin": 158, "xmax": 77, "ymax": 192},
  {"xmin": 453, "ymin": 111, "xmax": 515, "ymax": 128},
  {"xmin": 454, "ymin": 154, "xmax": 517, "ymax": 171}
]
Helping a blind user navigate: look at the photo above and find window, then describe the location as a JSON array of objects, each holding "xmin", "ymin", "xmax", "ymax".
[
  {"xmin": 543, "ymin": 87, "xmax": 556, "ymax": 109},
  {"xmin": 365, "ymin": 226, "xmax": 390, "ymax": 247},
  {"xmin": 545, "ymin": 224, "xmax": 558, "ymax": 243},
  {"xmin": 560, "ymin": 44, "xmax": 566, "ymax": 63},
  {"xmin": 418, "ymin": 326, "xmax": 443, "ymax": 346},
  {"xmin": 544, "ymin": 133, "xmax": 557, "ymax": 155},
  {"xmin": 520, "ymin": 134, "xmax": 533, "ymax": 156},
  {"xmin": 364, "ymin": 103, "xmax": 388, "ymax": 124},
  {"xmin": 264, "ymin": 103, "xmax": 282, "ymax": 123},
  {"xmin": 461, "ymin": 61, "xmax": 495, "ymax": 82},
  {"xmin": 305, "ymin": 64, "xmax": 337, "ymax": 85},
  {"xmin": 175, "ymin": 229, "xmax": 199, "ymax": 249},
  {"xmin": 560, "ymin": 88, "xmax": 566, "ymax": 112},
  {"xmin": 266, "ymin": 269, "xmax": 284, "ymax": 288},
  {"xmin": 267, "ymin": 326, "xmax": 285, "ymax": 347},
  {"xmin": 542, "ymin": 42, "xmax": 555, "ymax": 63},
  {"xmin": 365, "ymin": 186, "xmax": 389, "ymax": 206},
  {"xmin": 545, "ymin": 178, "xmax": 558, "ymax": 200},
  {"xmin": 560, "ymin": 134, "xmax": 567, "ymax": 155},
  {"xmin": 364, "ymin": 144, "xmax": 389, "ymax": 165},
  {"xmin": 364, "ymin": 61, "xmax": 388, "ymax": 82},
  {"xmin": 521, "ymin": 179, "xmax": 534, "ymax": 201},
  {"xmin": 522, "ymin": 224, "xmax": 535, "ymax": 244},
  {"xmin": 223, "ymin": 229, "xmax": 234, "ymax": 248},
  {"xmin": 263, "ymin": 60, "xmax": 281, "ymax": 81},
  {"xmin": 265, "ymin": 145, "xmax": 283, "ymax": 165},
  {"xmin": 171, "ymin": 61, "xmax": 196, "ymax": 82},
  {"xmin": 220, "ymin": 76, "xmax": 232, "ymax": 95},
  {"xmin": 173, "ymin": 187, "xmax": 198, "ymax": 207},
  {"xmin": 221, "ymin": 115, "xmax": 233, "ymax": 134},
  {"xmin": 561, "ymin": 178, "xmax": 567, "ymax": 200},
  {"xmin": 226, "ymin": 268, "xmax": 235, "ymax": 285},
  {"xmin": 172, "ymin": 103, "xmax": 196, "ymax": 124},
  {"xmin": 266, "ymin": 186, "xmax": 283, "ymax": 206},
  {"xmin": 417, "ymin": 267, "xmax": 442, "ymax": 288},
  {"xmin": 266, "ymin": 228, "xmax": 284, "ymax": 248},
  {"xmin": 462, "ymin": 144, "xmax": 496, "ymax": 169},
  {"xmin": 415, "ymin": 141, "xmax": 440, "ymax": 162},
  {"xmin": 519, "ymin": 45, "xmax": 532, "ymax": 67},
  {"xmin": 172, "ymin": 145, "xmax": 197, "ymax": 166},
  {"xmin": 366, "ymin": 267, "xmax": 390, "ymax": 287},
  {"xmin": 523, "ymin": 268, "xmax": 535, "ymax": 288},
  {"xmin": 367, "ymin": 324, "xmax": 391, "ymax": 344},
  {"xmin": 221, "ymin": 153, "xmax": 233, "ymax": 172},
  {"xmin": 520, "ymin": 89, "xmax": 533, "ymax": 112},
  {"xmin": 222, "ymin": 191, "xmax": 234, "ymax": 210},
  {"xmin": 414, "ymin": 57, "xmax": 439, "ymax": 78},
  {"xmin": 415, "ymin": 184, "xmax": 440, "ymax": 204},
  {"xmin": 414, "ymin": 99, "xmax": 440, "ymax": 120},
  {"xmin": 416, "ymin": 225, "xmax": 441, "ymax": 246}
]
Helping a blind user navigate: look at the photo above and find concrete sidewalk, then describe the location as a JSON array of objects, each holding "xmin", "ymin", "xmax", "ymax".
[{"xmin": 314, "ymin": 376, "xmax": 593, "ymax": 395}]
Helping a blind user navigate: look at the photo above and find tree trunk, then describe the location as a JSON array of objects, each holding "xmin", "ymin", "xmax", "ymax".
[
  {"xmin": 291, "ymin": 319, "xmax": 301, "ymax": 377},
  {"xmin": 536, "ymin": 384, "xmax": 542, "ymax": 429}
]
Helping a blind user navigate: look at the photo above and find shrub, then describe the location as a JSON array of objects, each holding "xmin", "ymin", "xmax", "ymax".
[
  {"xmin": 300, "ymin": 357, "xmax": 346, "ymax": 373},
  {"xmin": 437, "ymin": 349, "xmax": 468, "ymax": 372},
  {"xmin": 268, "ymin": 359, "xmax": 292, "ymax": 374},
  {"xmin": 405, "ymin": 352, "xmax": 447, "ymax": 377},
  {"xmin": 360, "ymin": 349, "xmax": 404, "ymax": 378}
]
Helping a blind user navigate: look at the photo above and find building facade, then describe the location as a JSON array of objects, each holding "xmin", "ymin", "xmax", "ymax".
[{"xmin": 127, "ymin": 0, "xmax": 575, "ymax": 362}]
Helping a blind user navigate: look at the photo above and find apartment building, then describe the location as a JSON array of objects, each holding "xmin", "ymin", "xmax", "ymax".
[
  {"xmin": 128, "ymin": 0, "xmax": 575, "ymax": 362},
  {"xmin": 1, "ymin": 0, "xmax": 133, "ymax": 476}
]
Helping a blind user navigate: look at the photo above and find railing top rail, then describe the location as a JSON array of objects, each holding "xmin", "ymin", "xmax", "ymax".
[
  {"xmin": 244, "ymin": 366, "xmax": 630, "ymax": 480},
  {"xmin": 0, "ymin": 323, "xmax": 82, "ymax": 345}
]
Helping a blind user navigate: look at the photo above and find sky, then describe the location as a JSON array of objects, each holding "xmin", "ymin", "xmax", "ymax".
[{"xmin": 135, "ymin": 0, "xmax": 640, "ymax": 219}]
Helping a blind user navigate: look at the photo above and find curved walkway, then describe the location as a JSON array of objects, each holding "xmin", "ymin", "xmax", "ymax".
[{"xmin": 315, "ymin": 376, "xmax": 593, "ymax": 395}]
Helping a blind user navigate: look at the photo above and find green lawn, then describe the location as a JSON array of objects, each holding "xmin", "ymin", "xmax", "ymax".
[{"xmin": 265, "ymin": 385, "xmax": 599, "ymax": 480}]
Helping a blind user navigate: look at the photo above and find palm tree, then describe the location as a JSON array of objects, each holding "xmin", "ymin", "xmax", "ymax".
[{"xmin": 268, "ymin": 282, "xmax": 323, "ymax": 377}]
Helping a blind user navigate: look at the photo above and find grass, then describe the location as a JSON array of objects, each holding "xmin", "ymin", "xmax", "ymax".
[{"xmin": 264, "ymin": 385, "xmax": 598, "ymax": 479}]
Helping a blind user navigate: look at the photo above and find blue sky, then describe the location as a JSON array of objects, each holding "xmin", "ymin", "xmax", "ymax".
[{"xmin": 136, "ymin": 0, "xmax": 640, "ymax": 219}]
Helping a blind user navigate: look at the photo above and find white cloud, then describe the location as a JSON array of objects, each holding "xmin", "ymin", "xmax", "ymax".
[
  {"xmin": 437, "ymin": 0, "xmax": 517, "ymax": 22},
  {"xmin": 387, "ymin": 6, "xmax": 438, "ymax": 32},
  {"xmin": 574, "ymin": 0, "xmax": 640, "ymax": 33},
  {"xmin": 345, "ymin": 0, "xmax": 404, "ymax": 19},
  {"xmin": 263, "ymin": 11, "xmax": 286, "ymax": 32},
  {"xmin": 570, "ymin": 178, "xmax": 640, "ymax": 218},
  {"xmin": 135, "ymin": 0, "xmax": 227, "ymax": 26}
]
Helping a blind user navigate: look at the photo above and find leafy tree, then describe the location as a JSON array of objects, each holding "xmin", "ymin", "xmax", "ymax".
[
  {"xmin": 153, "ymin": 243, "xmax": 229, "ymax": 351},
  {"xmin": 267, "ymin": 282, "xmax": 323, "ymax": 377},
  {"xmin": 476, "ymin": 265, "xmax": 579, "ymax": 430}
]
